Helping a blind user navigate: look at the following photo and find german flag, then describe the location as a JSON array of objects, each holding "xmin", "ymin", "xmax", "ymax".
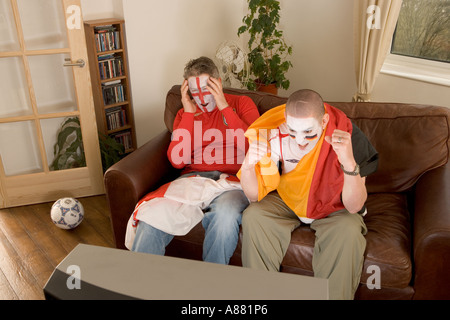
[{"xmin": 243, "ymin": 103, "xmax": 353, "ymax": 220}]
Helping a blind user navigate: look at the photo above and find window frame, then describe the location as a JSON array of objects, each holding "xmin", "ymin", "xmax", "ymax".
[
  {"xmin": 381, "ymin": 53, "xmax": 450, "ymax": 87},
  {"xmin": 381, "ymin": 0, "xmax": 450, "ymax": 87}
]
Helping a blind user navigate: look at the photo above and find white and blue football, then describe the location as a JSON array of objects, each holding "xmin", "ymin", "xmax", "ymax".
[{"xmin": 50, "ymin": 198, "xmax": 84, "ymax": 230}]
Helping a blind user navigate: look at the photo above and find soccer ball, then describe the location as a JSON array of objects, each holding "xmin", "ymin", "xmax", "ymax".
[{"xmin": 51, "ymin": 198, "xmax": 84, "ymax": 230}]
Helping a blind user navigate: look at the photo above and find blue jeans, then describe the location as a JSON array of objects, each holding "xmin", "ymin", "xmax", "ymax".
[{"xmin": 131, "ymin": 171, "xmax": 249, "ymax": 265}]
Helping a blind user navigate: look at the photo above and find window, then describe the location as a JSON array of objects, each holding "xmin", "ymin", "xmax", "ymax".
[
  {"xmin": 391, "ymin": 0, "xmax": 450, "ymax": 63},
  {"xmin": 381, "ymin": 0, "xmax": 450, "ymax": 86}
]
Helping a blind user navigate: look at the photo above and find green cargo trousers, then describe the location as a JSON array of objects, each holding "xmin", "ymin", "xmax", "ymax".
[{"xmin": 241, "ymin": 191, "xmax": 367, "ymax": 300}]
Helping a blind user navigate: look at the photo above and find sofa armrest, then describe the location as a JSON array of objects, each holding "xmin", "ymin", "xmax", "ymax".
[
  {"xmin": 104, "ymin": 130, "xmax": 177, "ymax": 249},
  {"xmin": 413, "ymin": 163, "xmax": 450, "ymax": 299}
]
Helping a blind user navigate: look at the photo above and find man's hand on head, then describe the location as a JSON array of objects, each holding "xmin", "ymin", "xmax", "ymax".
[
  {"xmin": 207, "ymin": 77, "xmax": 229, "ymax": 111},
  {"xmin": 181, "ymin": 80, "xmax": 197, "ymax": 114}
]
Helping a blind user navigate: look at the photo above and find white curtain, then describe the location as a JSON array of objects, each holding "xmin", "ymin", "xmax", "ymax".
[{"xmin": 353, "ymin": 0, "xmax": 403, "ymax": 102}]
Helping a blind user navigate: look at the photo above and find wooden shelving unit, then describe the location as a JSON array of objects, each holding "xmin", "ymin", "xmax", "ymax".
[{"xmin": 84, "ymin": 18, "xmax": 137, "ymax": 155}]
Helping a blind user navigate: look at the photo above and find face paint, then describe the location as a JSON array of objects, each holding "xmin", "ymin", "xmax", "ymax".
[
  {"xmin": 188, "ymin": 75, "xmax": 217, "ymax": 112},
  {"xmin": 305, "ymin": 134, "xmax": 318, "ymax": 141},
  {"xmin": 286, "ymin": 115, "xmax": 324, "ymax": 154}
]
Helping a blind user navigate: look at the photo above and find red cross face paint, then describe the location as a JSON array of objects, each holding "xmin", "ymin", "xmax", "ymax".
[{"xmin": 188, "ymin": 75, "xmax": 217, "ymax": 112}]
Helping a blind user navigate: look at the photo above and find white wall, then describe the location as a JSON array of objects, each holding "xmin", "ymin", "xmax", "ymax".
[
  {"xmin": 122, "ymin": 0, "xmax": 244, "ymax": 146},
  {"xmin": 81, "ymin": 0, "xmax": 123, "ymax": 20},
  {"xmin": 84, "ymin": 0, "xmax": 450, "ymax": 146},
  {"xmin": 280, "ymin": 0, "xmax": 356, "ymax": 101},
  {"xmin": 372, "ymin": 74, "xmax": 450, "ymax": 106}
]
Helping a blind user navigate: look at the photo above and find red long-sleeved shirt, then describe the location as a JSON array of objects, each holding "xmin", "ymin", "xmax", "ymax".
[{"xmin": 167, "ymin": 94, "xmax": 260, "ymax": 175}]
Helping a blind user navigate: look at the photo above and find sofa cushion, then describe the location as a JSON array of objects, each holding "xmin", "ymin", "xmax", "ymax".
[
  {"xmin": 167, "ymin": 192, "xmax": 413, "ymax": 289},
  {"xmin": 280, "ymin": 193, "xmax": 412, "ymax": 288},
  {"xmin": 360, "ymin": 193, "xmax": 412, "ymax": 288},
  {"xmin": 331, "ymin": 102, "xmax": 450, "ymax": 193}
]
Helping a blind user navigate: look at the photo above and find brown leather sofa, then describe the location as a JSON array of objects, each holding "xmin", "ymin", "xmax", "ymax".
[{"xmin": 104, "ymin": 85, "xmax": 450, "ymax": 300}]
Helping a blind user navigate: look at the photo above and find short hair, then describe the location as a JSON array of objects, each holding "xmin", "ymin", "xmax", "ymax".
[
  {"xmin": 183, "ymin": 56, "xmax": 220, "ymax": 79},
  {"xmin": 285, "ymin": 89, "xmax": 325, "ymax": 120}
]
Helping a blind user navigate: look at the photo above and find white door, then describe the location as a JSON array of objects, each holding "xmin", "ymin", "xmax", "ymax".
[{"xmin": 0, "ymin": 0, "xmax": 104, "ymax": 208}]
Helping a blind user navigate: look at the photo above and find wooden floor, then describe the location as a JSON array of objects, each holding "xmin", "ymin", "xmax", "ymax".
[{"xmin": 0, "ymin": 195, "xmax": 115, "ymax": 300}]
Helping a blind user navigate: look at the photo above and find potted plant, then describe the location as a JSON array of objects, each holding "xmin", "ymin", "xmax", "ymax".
[
  {"xmin": 238, "ymin": 0, "xmax": 293, "ymax": 94},
  {"xmin": 98, "ymin": 132, "xmax": 125, "ymax": 172},
  {"xmin": 50, "ymin": 117, "xmax": 86, "ymax": 171}
]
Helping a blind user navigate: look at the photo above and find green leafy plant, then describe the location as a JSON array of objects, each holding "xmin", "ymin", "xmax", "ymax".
[
  {"xmin": 98, "ymin": 132, "xmax": 125, "ymax": 172},
  {"xmin": 50, "ymin": 117, "xmax": 86, "ymax": 171},
  {"xmin": 50, "ymin": 117, "xmax": 125, "ymax": 173},
  {"xmin": 238, "ymin": 0, "xmax": 293, "ymax": 91}
]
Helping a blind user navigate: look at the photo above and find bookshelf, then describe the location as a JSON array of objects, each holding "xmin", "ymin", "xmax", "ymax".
[{"xmin": 84, "ymin": 19, "xmax": 137, "ymax": 156}]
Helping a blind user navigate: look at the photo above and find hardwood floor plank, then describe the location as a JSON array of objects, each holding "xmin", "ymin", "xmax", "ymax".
[
  {"xmin": 0, "ymin": 227, "xmax": 44, "ymax": 300},
  {"xmin": 83, "ymin": 195, "xmax": 111, "ymax": 218},
  {"xmin": 0, "ymin": 206, "xmax": 55, "ymax": 288},
  {"xmin": 0, "ymin": 268, "xmax": 18, "ymax": 300},
  {"xmin": 79, "ymin": 197, "xmax": 115, "ymax": 247},
  {"xmin": 0, "ymin": 195, "xmax": 115, "ymax": 300}
]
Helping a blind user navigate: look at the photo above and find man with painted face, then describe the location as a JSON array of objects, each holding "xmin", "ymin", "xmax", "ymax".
[
  {"xmin": 131, "ymin": 57, "xmax": 259, "ymax": 265},
  {"xmin": 238, "ymin": 89, "xmax": 378, "ymax": 299}
]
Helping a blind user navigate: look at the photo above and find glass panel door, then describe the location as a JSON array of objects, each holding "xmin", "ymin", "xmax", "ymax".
[
  {"xmin": 17, "ymin": 0, "xmax": 68, "ymax": 50},
  {"xmin": 0, "ymin": 121, "xmax": 42, "ymax": 176},
  {"xmin": 0, "ymin": 56, "xmax": 33, "ymax": 118},
  {"xmin": 0, "ymin": 0, "xmax": 104, "ymax": 208},
  {"xmin": 28, "ymin": 53, "xmax": 78, "ymax": 115},
  {"xmin": 0, "ymin": 0, "xmax": 20, "ymax": 51}
]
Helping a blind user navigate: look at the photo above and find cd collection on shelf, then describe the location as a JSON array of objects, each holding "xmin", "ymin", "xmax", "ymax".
[
  {"xmin": 94, "ymin": 25, "xmax": 121, "ymax": 52},
  {"xmin": 85, "ymin": 19, "xmax": 137, "ymax": 156},
  {"xmin": 98, "ymin": 54, "xmax": 124, "ymax": 80},
  {"xmin": 111, "ymin": 131, "xmax": 133, "ymax": 150},
  {"xmin": 106, "ymin": 106, "xmax": 128, "ymax": 131},
  {"xmin": 102, "ymin": 80, "xmax": 126, "ymax": 105}
]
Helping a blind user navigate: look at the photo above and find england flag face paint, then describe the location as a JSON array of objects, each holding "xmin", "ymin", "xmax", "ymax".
[{"xmin": 188, "ymin": 75, "xmax": 217, "ymax": 112}]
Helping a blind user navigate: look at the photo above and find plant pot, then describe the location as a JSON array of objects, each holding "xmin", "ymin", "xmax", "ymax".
[{"xmin": 256, "ymin": 81, "xmax": 278, "ymax": 95}]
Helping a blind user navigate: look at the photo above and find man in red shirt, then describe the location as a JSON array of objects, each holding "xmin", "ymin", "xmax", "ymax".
[{"xmin": 131, "ymin": 57, "xmax": 260, "ymax": 264}]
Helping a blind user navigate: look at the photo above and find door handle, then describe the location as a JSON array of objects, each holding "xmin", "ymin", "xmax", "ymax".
[{"xmin": 63, "ymin": 58, "xmax": 86, "ymax": 68}]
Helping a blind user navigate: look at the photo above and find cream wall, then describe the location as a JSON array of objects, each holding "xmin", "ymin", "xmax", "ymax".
[
  {"xmin": 122, "ymin": 0, "xmax": 244, "ymax": 146},
  {"xmin": 81, "ymin": 0, "xmax": 123, "ymax": 20},
  {"xmin": 280, "ymin": 0, "xmax": 356, "ymax": 101},
  {"xmin": 372, "ymin": 74, "xmax": 450, "ymax": 106},
  {"xmin": 82, "ymin": 0, "xmax": 450, "ymax": 146}
]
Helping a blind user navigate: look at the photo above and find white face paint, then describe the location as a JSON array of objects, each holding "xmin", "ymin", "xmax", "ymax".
[
  {"xmin": 285, "ymin": 115, "xmax": 324, "ymax": 154},
  {"xmin": 188, "ymin": 75, "xmax": 217, "ymax": 112}
]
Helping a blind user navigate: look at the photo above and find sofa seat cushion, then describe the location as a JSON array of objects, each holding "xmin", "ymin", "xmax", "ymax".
[
  {"xmin": 280, "ymin": 193, "xmax": 412, "ymax": 288},
  {"xmin": 167, "ymin": 193, "xmax": 412, "ymax": 289},
  {"xmin": 361, "ymin": 193, "xmax": 412, "ymax": 288}
]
